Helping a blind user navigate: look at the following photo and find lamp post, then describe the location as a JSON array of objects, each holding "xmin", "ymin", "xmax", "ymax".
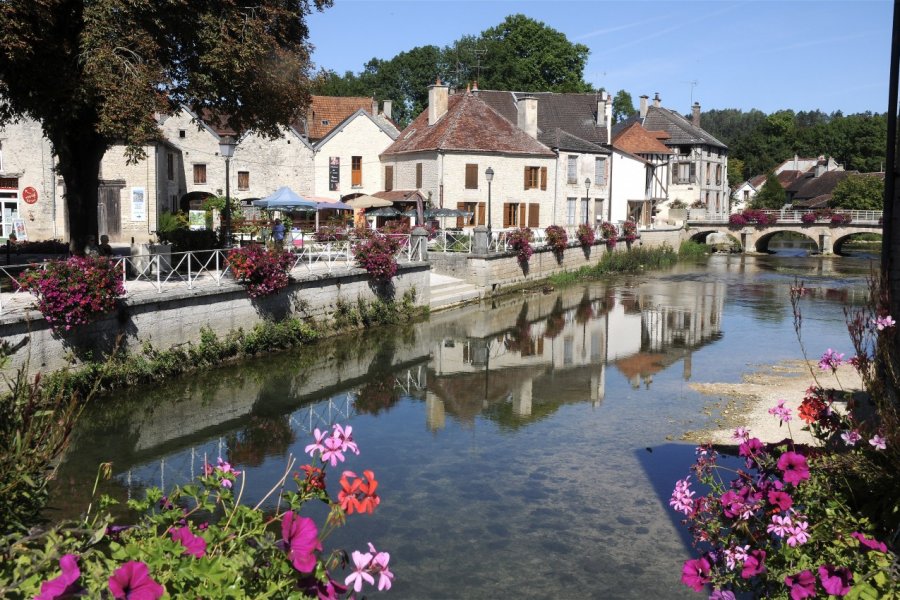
[
  {"xmin": 219, "ymin": 135, "xmax": 236, "ymax": 247},
  {"xmin": 584, "ymin": 177, "xmax": 592, "ymax": 224},
  {"xmin": 485, "ymin": 166, "xmax": 494, "ymax": 245}
]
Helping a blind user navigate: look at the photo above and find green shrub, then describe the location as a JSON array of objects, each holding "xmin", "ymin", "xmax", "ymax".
[{"xmin": 678, "ymin": 239, "xmax": 710, "ymax": 259}]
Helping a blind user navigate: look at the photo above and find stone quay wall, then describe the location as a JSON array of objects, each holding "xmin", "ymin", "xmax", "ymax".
[{"xmin": 0, "ymin": 263, "xmax": 430, "ymax": 377}]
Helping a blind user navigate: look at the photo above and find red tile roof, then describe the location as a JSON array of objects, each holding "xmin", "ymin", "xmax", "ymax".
[
  {"xmin": 305, "ymin": 96, "xmax": 373, "ymax": 140},
  {"xmin": 383, "ymin": 93, "xmax": 555, "ymax": 157},
  {"xmin": 612, "ymin": 122, "xmax": 672, "ymax": 155}
]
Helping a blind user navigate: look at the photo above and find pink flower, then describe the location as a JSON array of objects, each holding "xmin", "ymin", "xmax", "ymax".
[
  {"xmin": 767, "ymin": 490, "xmax": 793, "ymax": 512},
  {"xmin": 344, "ymin": 550, "xmax": 375, "ymax": 593},
  {"xmin": 777, "ymin": 451, "xmax": 810, "ymax": 486},
  {"xmin": 818, "ymin": 348, "xmax": 844, "ymax": 372},
  {"xmin": 333, "ymin": 423, "xmax": 360, "ymax": 455},
  {"xmin": 787, "ymin": 520, "xmax": 809, "ymax": 547},
  {"xmin": 681, "ymin": 557, "xmax": 711, "ymax": 591},
  {"xmin": 841, "ymin": 430, "xmax": 861, "ymax": 446},
  {"xmin": 731, "ymin": 427, "xmax": 750, "ymax": 442},
  {"xmin": 669, "ymin": 477, "xmax": 695, "ymax": 515},
  {"xmin": 367, "ymin": 542, "xmax": 394, "ymax": 591},
  {"xmin": 767, "ymin": 514, "xmax": 793, "ymax": 538},
  {"xmin": 320, "ymin": 435, "xmax": 345, "ymax": 467},
  {"xmin": 768, "ymin": 400, "xmax": 792, "ymax": 423},
  {"xmin": 738, "ymin": 438, "xmax": 764, "ymax": 459},
  {"xmin": 305, "ymin": 428, "xmax": 328, "ymax": 457},
  {"xmin": 818, "ymin": 565, "xmax": 853, "ymax": 596},
  {"xmin": 869, "ymin": 434, "xmax": 886, "ymax": 450},
  {"xmin": 740, "ymin": 549, "xmax": 766, "ymax": 579},
  {"xmin": 36, "ymin": 554, "xmax": 81, "ymax": 600},
  {"xmin": 108, "ymin": 561, "xmax": 164, "ymax": 600},
  {"xmin": 784, "ymin": 570, "xmax": 816, "ymax": 600},
  {"xmin": 873, "ymin": 315, "xmax": 895, "ymax": 330},
  {"xmin": 851, "ymin": 532, "xmax": 888, "ymax": 553},
  {"xmin": 170, "ymin": 525, "xmax": 207, "ymax": 558},
  {"xmin": 281, "ymin": 511, "xmax": 322, "ymax": 572}
]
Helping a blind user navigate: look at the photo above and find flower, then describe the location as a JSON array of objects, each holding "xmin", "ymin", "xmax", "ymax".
[
  {"xmin": 305, "ymin": 428, "xmax": 328, "ymax": 457},
  {"xmin": 740, "ymin": 549, "xmax": 766, "ymax": 579},
  {"xmin": 873, "ymin": 315, "xmax": 895, "ymax": 330},
  {"xmin": 108, "ymin": 561, "xmax": 164, "ymax": 600},
  {"xmin": 731, "ymin": 427, "xmax": 750, "ymax": 442},
  {"xmin": 36, "ymin": 554, "xmax": 81, "ymax": 600},
  {"xmin": 786, "ymin": 520, "xmax": 809, "ymax": 547},
  {"xmin": 170, "ymin": 525, "xmax": 207, "ymax": 558},
  {"xmin": 281, "ymin": 511, "xmax": 322, "ymax": 572},
  {"xmin": 818, "ymin": 565, "xmax": 852, "ymax": 596},
  {"xmin": 869, "ymin": 434, "xmax": 886, "ymax": 450},
  {"xmin": 841, "ymin": 430, "xmax": 862, "ymax": 446},
  {"xmin": 767, "ymin": 490, "xmax": 793, "ymax": 512},
  {"xmin": 784, "ymin": 570, "xmax": 817, "ymax": 600},
  {"xmin": 768, "ymin": 400, "xmax": 792, "ymax": 423},
  {"xmin": 367, "ymin": 542, "xmax": 395, "ymax": 591},
  {"xmin": 767, "ymin": 514, "xmax": 793, "ymax": 538},
  {"xmin": 681, "ymin": 557, "xmax": 711, "ymax": 591},
  {"xmin": 344, "ymin": 550, "xmax": 375, "ymax": 593},
  {"xmin": 298, "ymin": 574, "xmax": 348, "ymax": 600},
  {"xmin": 777, "ymin": 451, "xmax": 810, "ymax": 486},
  {"xmin": 669, "ymin": 477, "xmax": 695, "ymax": 515},
  {"xmin": 300, "ymin": 464, "xmax": 326, "ymax": 491},
  {"xmin": 321, "ymin": 435, "xmax": 346, "ymax": 467},
  {"xmin": 339, "ymin": 470, "xmax": 380, "ymax": 515},
  {"xmin": 818, "ymin": 348, "xmax": 844, "ymax": 372},
  {"xmin": 851, "ymin": 532, "xmax": 888, "ymax": 553},
  {"xmin": 709, "ymin": 590, "xmax": 736, "ymax": 600},
  {"xmin": 333, "ymin": 423, "xmax": 360, "ymax": 455}
]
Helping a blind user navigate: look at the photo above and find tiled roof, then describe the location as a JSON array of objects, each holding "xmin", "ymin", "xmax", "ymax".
[
  {"xmin": 642, "ymin": 105, "xmax": 727, "ymax": 149},
  {"xmin": 793, "ymin": 193, "xmax": 833, "ymax": 209},
  {"xmin": 787, "ymin": 170, "xmax": 852, "ymax": 200},
  {"xmin": 304, "ymin": 96, "xmax": 373, "ymax": 140},
  {"xmin": 546, "ymin": 128, "xmax": 608, "ymax": 154},
  {"xmin": 198, "ymin": 109, "xmax": 239, "ymax": 137},
  {"xmin": 476, "ymin": 90, "xmax": 611, "ymax": 147},
  {"xmin": 382, "ymin": 93, "xmax": 555, "ymax": 157},
  {"xmin": 373, "ymin": 190, "xmax": 425, "ymax": 203},
  {"xmin": 612, "ymin": 122, "xmax": 672, "ymax": 155}
]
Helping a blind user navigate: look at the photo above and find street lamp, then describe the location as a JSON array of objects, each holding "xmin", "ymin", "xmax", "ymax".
[
  {"xmin": 584, "ymin": 177, "xmax": 592, "ymax": 224},
  {"xmin": 485, "ymin": 166, "xmax": 494, "ymax": 245},
  {"xmin": 219, "ymin": 135, "xmax": 236, "ymax": 247}
]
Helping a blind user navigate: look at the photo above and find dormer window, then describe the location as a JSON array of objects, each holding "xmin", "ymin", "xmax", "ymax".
[
  {"xmin": 321, "ymin": 120, "xmax": 329, "ymax": 126},
  {"xmin": 179, "ymin": 130, "xmax": 186, "ymax": 138}
]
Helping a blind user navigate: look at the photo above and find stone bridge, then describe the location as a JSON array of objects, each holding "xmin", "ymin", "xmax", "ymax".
[{"xmin": 685, "ymin": 209, "xmax": 882, "ymax": 254}]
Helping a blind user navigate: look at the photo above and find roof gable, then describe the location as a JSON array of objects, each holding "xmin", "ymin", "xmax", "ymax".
[
  {"xmin": 304, "ymin": 96, "xmax": 374, "ymax": 140},
  {"xmin": 612, "ymin": 122, "xmax": 672, "ymax": 155},
  {"xmin": 313, "ymin": 109, "xmax": 400, "ymax": 150},
  {"xmin": 642, "ymin": 105, "xmax": 727, "ymax": 149}
]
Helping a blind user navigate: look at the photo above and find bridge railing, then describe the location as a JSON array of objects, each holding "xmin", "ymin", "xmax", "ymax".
[{"xmin": 689, "ymin": 209, "xmax": 883, "ymax": 225}]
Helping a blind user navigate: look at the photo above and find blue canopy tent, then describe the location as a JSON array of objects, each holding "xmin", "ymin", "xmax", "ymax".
[{"xmin": 252, "ymin": 187, "xmax": 317, "ymax": 211}]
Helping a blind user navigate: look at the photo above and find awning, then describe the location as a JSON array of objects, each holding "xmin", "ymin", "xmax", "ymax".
[{"xmin": 252, "ymin": 187, "xmax": 317, "ymax": 211}]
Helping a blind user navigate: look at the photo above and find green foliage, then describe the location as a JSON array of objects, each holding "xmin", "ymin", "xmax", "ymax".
[
  {"xmin": 155, "ymin": 228, "xmax": 219, "ymax": 252},
  {"xmin": 678, "ymin": 240, "xmax": 710, "ymax": 259},
  {"xmin": 332, "ymin": 290, "xmax": 423, "ymax": 330},
  {"xmin": 751, "ymin": 173, "xmax": 787, "ymax": 209},
  {"xmin": 829, "ymin": 174, "xmax": 884, "ymax": 210},
  {"xmin": 156, "ymin": 211, "xmax": 188, "ymax": 234},
  {"xmin": 547, "ymin": 245, "xmax": 680, "ymax": 285},
  {"xmin": 727, "ymin": 157, "xmax": 745, "ymax": 189},
  {"xmin": 611, "ymin": 90, "xmax": 635, "ymax": 124}
]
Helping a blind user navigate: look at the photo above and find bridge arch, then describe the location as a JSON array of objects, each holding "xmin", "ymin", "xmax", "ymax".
[
  {"xmin": 753, "ymin": 229, "xmax": 819, "ymax": 254},
  {"xmin": 689, "ymin": 229, "xmax": 741, "ymax": 251},
  {"xmin": 832, "ymin": 231, "xmax": 883, "ymax": 256}
]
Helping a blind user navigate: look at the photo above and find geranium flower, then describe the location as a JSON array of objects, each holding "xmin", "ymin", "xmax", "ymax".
[
  {"xmin": 333, "ymin": 423, "xmax": 360, "ymax": 455},
  {"xmin": 300, "ymin": 464, "xmax": 326, "ymax": 491},
  {"xmin": 784, "ymin": 569, "xmax": 816, "ymax": 600},
  {"xmin": 367, "ymin": 542, "xmax": 394, "ymax": 591},
  {"xmin": 818, "ymin": 565, "xmax": 853, "ymax": 596},
  {"xmin": 669, "ymin": 477, "xmax": 695, "ymax": 515},
  {"xmin": 768, "ymin": 400, "xmax": 792, "ymax": 423},
  {"xmin": 740, "ymin": 549, "xmax": 766, "ymax": 579},
  {"xmin": 731, "ymin": 427, "xmax": 750, "ymax": 442},
  {"xmin": 108, "ymin": 561, "xmax": 164, "ymax": 600},
  {"xmin": 869, "ymin": 434, "xmax": 886, "ymax": 450},
  {"xmin": 873, "ymin": 315, "xmax": 895, "ymax": 330},
  {"xmin": 321, "ymin": 435, "xmax": 346, "ymax": 467},
  {"xmin": 738, "ymin": 438, "xmax": 764, "ymax": 459},
  {"xmin": 767, "ymin": 514, "xmax": 792, "ymax": 538},
  {"xmin": 344, "ymin": 550, "xmax": 375, "ymax": 593},
  {"xmin": 305, "ymin": 428, "xmax": 328, "ymax": 458},
  {"xmin": 36, "ymin": 554, "xmax": 81, "ymax": 600},
  {"xmin": 339, "ymin": 470, "xmax": 380, "ymax": 515},
  {"xmin": 170, "ymin": 525, "xmax": 207, "ymax": 558},
  {"xmin": 680, "ymin": 557, "xmax": 710, "ymax": 591},
  {"xmin": 709, "ymin": 590, "xmax": 736, "ymax": 600},
  {"xmin": 777, "ymin": 451, "xmax": 810, "ymax": 486},
  {"xmin": 818, "ymin": 348, "xmax": 844, "ymax": 372},
  {"xmin": 841, "ymin": 430, "xmax": 861, "ymax": 446},
  {"xmin": 851, "ymin": 532, "xmax": 888, "ymax": 553},
  {"xmin": 787, "ymin": 520, "xmax": 809, "ymax": 547},
  {"xmin": 281, "ymin": 511, "xmax": 322, "ymax": 572}
]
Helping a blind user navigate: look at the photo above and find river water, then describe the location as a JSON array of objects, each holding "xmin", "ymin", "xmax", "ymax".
[{"xmin": 52, "ymin": 254, "xmax": 876, "ymax": 599}]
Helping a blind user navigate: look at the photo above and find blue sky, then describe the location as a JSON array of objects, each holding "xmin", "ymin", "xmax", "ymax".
[{"xmin": 307, "ymin": 0, "xmax": 893, "ymax": 115}]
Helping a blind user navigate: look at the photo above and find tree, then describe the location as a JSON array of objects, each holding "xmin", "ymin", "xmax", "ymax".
[
  {"xmin": 751, "ymin": 173, "xmax": 787, "ymax": 209},
  {"xmin": 612, "ymin": 90, "xmax": 635, "ymax": 124},
  {"xmin": 0, "ymin": 0, "xmax": 330, "ymax": 251},
  {"xmin": 829, "ymin": 174, "xmax": 885, "ymax": 210},
  {"xmin": 727, "ymin": 157, "xmax": 746, "ymax": 190}
]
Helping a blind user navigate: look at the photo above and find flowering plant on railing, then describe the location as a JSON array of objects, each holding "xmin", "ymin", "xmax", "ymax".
[
  {"xmin": 314, "ymin": 226, "xmax": 349, "ymax": 242},
  {"xmin": 227, "ymin": 245, "xmax": 294, "ymax": 298},
  {"xmin": 378, "ymin": 221, "xmax": 410, "ymax": 235},
  {"xmin": 728, "ymin": 213, "xmax": 748, "ymax": 228},
  {"xmin": 576, "ymin": 224, "xmax": 595, "ymax": 248},
  {"xmin": 544, "ymin": 225, "xmax": 568, "ymax": 255},
  {"xmin": 3, "ymin": 424, "xmax": 394, "ymax": 598},
  {"xmin": 622, "ymin": 219, "xmax": 638, "ymax": 242},
  {"xmin": 507, "ymin": 227, "xmax": 534, "ymax": 264},
  {"xmin": 800, "ymin": 212, "xmax": 817, "ymax": 224},
  {"xmin": 742, "ymin": 209, "xmax": 777, "ymax": 226},
  {"xmin": 353, "ymin": 234, "xmax": 401, "ymax": 282},
  {"xmin": 17, "ymin": 256, "xmax": 124, "ymax": 332},
  {"xmin": 599, "ymin": 221, "xmax": 618, "ymax": 246},
  {"xmin": 831, "ymin": 212, "xmax": 853, "ymax": 225}
]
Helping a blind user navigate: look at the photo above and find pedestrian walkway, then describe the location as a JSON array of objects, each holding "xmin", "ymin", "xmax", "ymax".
[{"xmin": 429, "ymin": 272, "xmax": 481, "ymax": 311}]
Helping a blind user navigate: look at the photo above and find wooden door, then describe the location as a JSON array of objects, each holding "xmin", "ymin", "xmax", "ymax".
[{"xmin": 98, "ymin": 184, "xmax": 123, "ymax": 241}]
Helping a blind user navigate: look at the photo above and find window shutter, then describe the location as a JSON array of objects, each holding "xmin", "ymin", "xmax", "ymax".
[
  {"xmin": 540, "ymin": 167, "xmax": 548, "ymax": 190},
  {"xmin": 524, "ymin": 167, "xmax": 530, "ymax": 190},
  {"xmin": 456, "ymin": 202, "xmax": 465, "ymax": 228},
  {"xmin": 519, "ymin": 204, "xmax": 527, "ymax": 226},
  {"xmin": 528, "ymin": 203, "xmax": 540, "ymax": 228},
  {"xmin": 416, "ymin": 163, "xmax": 423, "ymax": 188},
  {"xmin": 465, "ymin": 164, "xmax": 478, "ymax": 189},
  {"xmin": 385, "ymin": 166, "xmax": 393, "ymax": 191},
  {"xmin": 689, "ymin": 162, "xmax": 696, "ymax": 183},
  {"xmin": 503, "ymin": 203, "xmax": 512, "ymax": 227},
  {"xmin": 477, "ymin": 202, "xmax": 485, "ymax": 225}
]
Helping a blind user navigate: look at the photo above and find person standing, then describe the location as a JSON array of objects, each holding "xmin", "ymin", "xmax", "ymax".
[{"xmin": 272, "ymin": 218, "xmax": 286, "ymax": 250}]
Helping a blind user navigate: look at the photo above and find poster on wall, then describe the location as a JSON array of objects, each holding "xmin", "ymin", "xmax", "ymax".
[
  {"xmin": 12, "ymin": 218, "xmax": 27, "ymax": 241},
  {"xmin": 329, "ymin": 156, "xmax": 340, "ymax": 191},
  {"xmin": 131, "ymin": 187, "xmax": 146, "ymax": 221}
]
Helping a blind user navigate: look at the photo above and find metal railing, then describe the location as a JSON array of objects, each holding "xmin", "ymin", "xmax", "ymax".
[
  {"xmin": 688, "ymin": 209, "xmax": 883, "ymax": 225},
  {"xmin": 428, "ymin": 230, "xmax": 473, "ymax": 253}
]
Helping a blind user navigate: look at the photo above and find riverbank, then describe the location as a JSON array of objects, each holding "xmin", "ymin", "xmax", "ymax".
[{"xmin": 683, "ymin": 359, "xmax": 863, "ymax": 445}]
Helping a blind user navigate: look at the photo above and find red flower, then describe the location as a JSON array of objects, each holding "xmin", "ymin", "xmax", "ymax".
[
  {"xmin": 339, "ymin": 470, "xmax": 380, "ymax": 515},
  {"xmin": 300, "ymin": 464, "xmax": 326, "ymax": 491}
]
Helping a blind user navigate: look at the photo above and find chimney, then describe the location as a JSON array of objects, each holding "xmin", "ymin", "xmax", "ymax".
[
  {"xmin": 815, "ymin": 156, "xmax": 826, "ymax": 177},
  {"xmin": 691, "ymin": 102, "xmax": 701, "ymax": 127},
  {"xmin": 597, "ymin": 91, "xmax": 611, "ymax": 142},
  {"xmin": 372, "ymin": 99, "xmax": 378, "ymax": 115},
  {"xmin": 517, "ymin": 95, "xmax": 538, "ymax": 139},
  {"xmin": 639, "ymin": 94, "xmax": 649, "ymax": 118},
  {"xmin": 428, "ymin": 78, "xmax": 449, "ymax": 126},
  {"xmin": 653, "ymin": 92, "xmax": 661, "ymax": 108},
  {"xmin": 382, "ymin": 100, "xmax": 392, "ymax": 120}
]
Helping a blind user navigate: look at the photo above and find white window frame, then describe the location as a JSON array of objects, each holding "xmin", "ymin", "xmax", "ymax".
[
  {"xmin": 595, "ymin": 157, "xmax": 607, "ymax": 186},
  {"xmin": 567, "ymin": 155, "xmax": 578, "ymax": 184},
  {"xmin": 566, "ymin": 197, "xmax": 576, "ymax": 226}
]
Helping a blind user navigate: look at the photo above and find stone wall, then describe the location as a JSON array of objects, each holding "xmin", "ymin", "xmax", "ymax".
[
  {"xmin": 639, "ymin": 227, "xmax": 688, "ymax": 250},
  {"xmin": 1, "ymin": 263, "xmax": 429, "ymax": 377}
]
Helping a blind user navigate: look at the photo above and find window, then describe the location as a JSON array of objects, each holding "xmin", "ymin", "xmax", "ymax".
[
  {"xmin": 384, "ymin": 165, "xmax": 393, "ymax": 191},
  {"xmin": 166, "ymin": 153, "xmax": 174, "ymax": 181},
  {"xmin": 595, "ymin": 157, "xmax": 607, "ymax": 186},
  {"xmin": 594, "ymin": 199, "xmax": 604, "ymax": 222},
  {"xmin": 743, "ymin": 190, "xmax": 750, "ymax": 201},
  {"xmin": 238, "ymin": 171, "xmax": 249, "ymax": 190},
  {"xmin": 465, "ymin": 163, "xmax": 478, "ymax": 189},
  {"xmin": 503, "ymin": 202, "xmax": 524, "ymax": 227},
  {"xmin": 566, "ymin": 197, "xmax": 576, "ymax": 226},
  {"xmin": 527, "ymin": 203, "xmax": 540, "ymax": 228},
  {"xmin": 416, "ymin": 163, "xmax": 423, "ymax": 188},
  {"xmin": 351, "ymin": 156, "xmax": 362, "ymax": 187},
  {"xmin": 567, "ymin": 155, "xmax": 578, "ymax": 184},
  {"xmin": 193, "ymin": 164, "xmax": 207, "ymax": 184},
  {"xmin": 715, "ymin": 164, "xmax": 722, "ymax": 185},
  {"xmin": 581, "ymin": 197, "xmax": 589, "ymax": 224},
  {"xmin": 178, "ymin": 130, "xmax": 186, "ymax": 139},
  {"xmin": 705, "ymin": 164, "xmax": 710, "ymax": 185},
  {"xmin": 456, "ymin": 202, "xmax": 478, "ymax": 227},
  {"xmin": 675, "ymin": 162, "xmax": 695, "ymax": 184},
  {"xmin": 524, "ymin": 166, "xmax": 547, "ymax": 190},
  {"xmin": 321, "ymin": 120, "xmax": 330, "ymax": 126}
]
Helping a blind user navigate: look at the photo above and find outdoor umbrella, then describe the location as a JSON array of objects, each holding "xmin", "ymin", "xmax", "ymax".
[
  {"xmin": 315, "ymin": 201, "xmax": 353, "ymax": 211},
  {"xmin": 252, "ymin": 187, "xmax": 317, "ymax": 211},
  {"xmin": 426, "ymin": 207, "xmax": 466, "ymax": 218},
  {"xmin": 345, "ymin": 195, "xmax": 393, "ymax": 210},
  {"xmin": 367, "ymin": 207, "xmax": 401, "ymax": 217}
]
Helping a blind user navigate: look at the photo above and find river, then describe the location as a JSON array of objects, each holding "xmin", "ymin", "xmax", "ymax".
[{"xmin": 52, "ymin": 254, "xmax": 876, "ymax": 599}]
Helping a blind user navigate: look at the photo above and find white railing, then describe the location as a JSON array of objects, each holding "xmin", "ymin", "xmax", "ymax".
[
  {"xmin": 689, "ymin": 209, "xmax": 883, "ymax": 225},
  {"xmin": 428, "ymin": 230, "xmax": 473, "ymax": 253}
]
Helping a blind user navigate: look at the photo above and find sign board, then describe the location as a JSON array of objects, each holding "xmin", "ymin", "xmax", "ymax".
[
  {"xmin": 22, "ymin": 187, "xmax": 38, "ymax": 204},
  {"xmin": 188, "ymin": 210, "xmax": 207, "ymax": 230},
  {"xmin": 12, "ymin": 218, "xmax": 27, "ymax": 241},
  {"xmin": 329, "ymin": 156, "xmax": 340, "ymax": 191},
  {"xmin": 131, "ymin": 187, "xmax": 146, "ymax": 221}
]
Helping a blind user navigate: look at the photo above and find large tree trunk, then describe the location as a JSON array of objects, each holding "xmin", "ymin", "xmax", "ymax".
[{"xmin": 49, "ymin": 125, "xmax": 108, "ymax": 255}]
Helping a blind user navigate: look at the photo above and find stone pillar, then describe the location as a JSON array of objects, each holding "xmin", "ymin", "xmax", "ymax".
[
  {"xmin": 411, "ymin": 227, "xmax": 429, "ymax": 261},
  {"xmin": 740, "ymin": 230, "xmax": 750, "ymax": 254},
  {"xmin": 472, "ymin": 225, "xmax": 490, "ymax": 254},
  {"xmin": 819, "ymin": 232, "xmax": 832, "ymax": 255}
]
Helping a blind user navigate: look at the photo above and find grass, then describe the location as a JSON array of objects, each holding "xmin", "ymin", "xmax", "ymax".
[{"xmin": 547, "ymin": 243, "xmax": 682, "ymax": 286}]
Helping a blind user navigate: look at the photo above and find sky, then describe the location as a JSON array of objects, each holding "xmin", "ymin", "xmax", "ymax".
[{"xmin": 307, "ymin": 0, "xmax": 894, "ymax": 115}]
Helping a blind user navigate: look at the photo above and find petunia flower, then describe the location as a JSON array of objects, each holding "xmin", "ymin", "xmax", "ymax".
[
  {"xmin": 740, "ymin": 549, "xmax": 766, "ymax": 579},
  {"xmin": 784, "ymin": 569, "xmax": 816, "ymax": 600},
  {"xmin": 281, "ymin": 511, "xmax": 322, "ymax": 572},
  {"xmin": 851, "ymin": 532, "xmax": 888, "ymax": 553},
  {"xmin": 681, "ymin": 557, "xmax": 711, "ymax": 591},
  {"xmin": 36, "ymin": 554, "xmax": 81, "ymax": 600},
  {"xmin": 818, "ymin": 565, "xmax": 853, "ymax": 596},
  {"xmin": 108, "ymin": 561, "xmax": 164, "ymax": 600},
  {"xmin": 170, "ymin": 525, "xmax": 207, "ymax": 558},
  {"xmin": 767, "ymin": 490, "xmax": 793, "ymax": 512},
  {"xmin": 777, "ymin": 451, "xmax": 810, "ymax": 486},
  {"xmin": 709, "ymin": 590, "xmax": 736, "ymax": 600},
  {"xmin": 344, "ymin": 550, "xmax": 375, "ymax": 593}
]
